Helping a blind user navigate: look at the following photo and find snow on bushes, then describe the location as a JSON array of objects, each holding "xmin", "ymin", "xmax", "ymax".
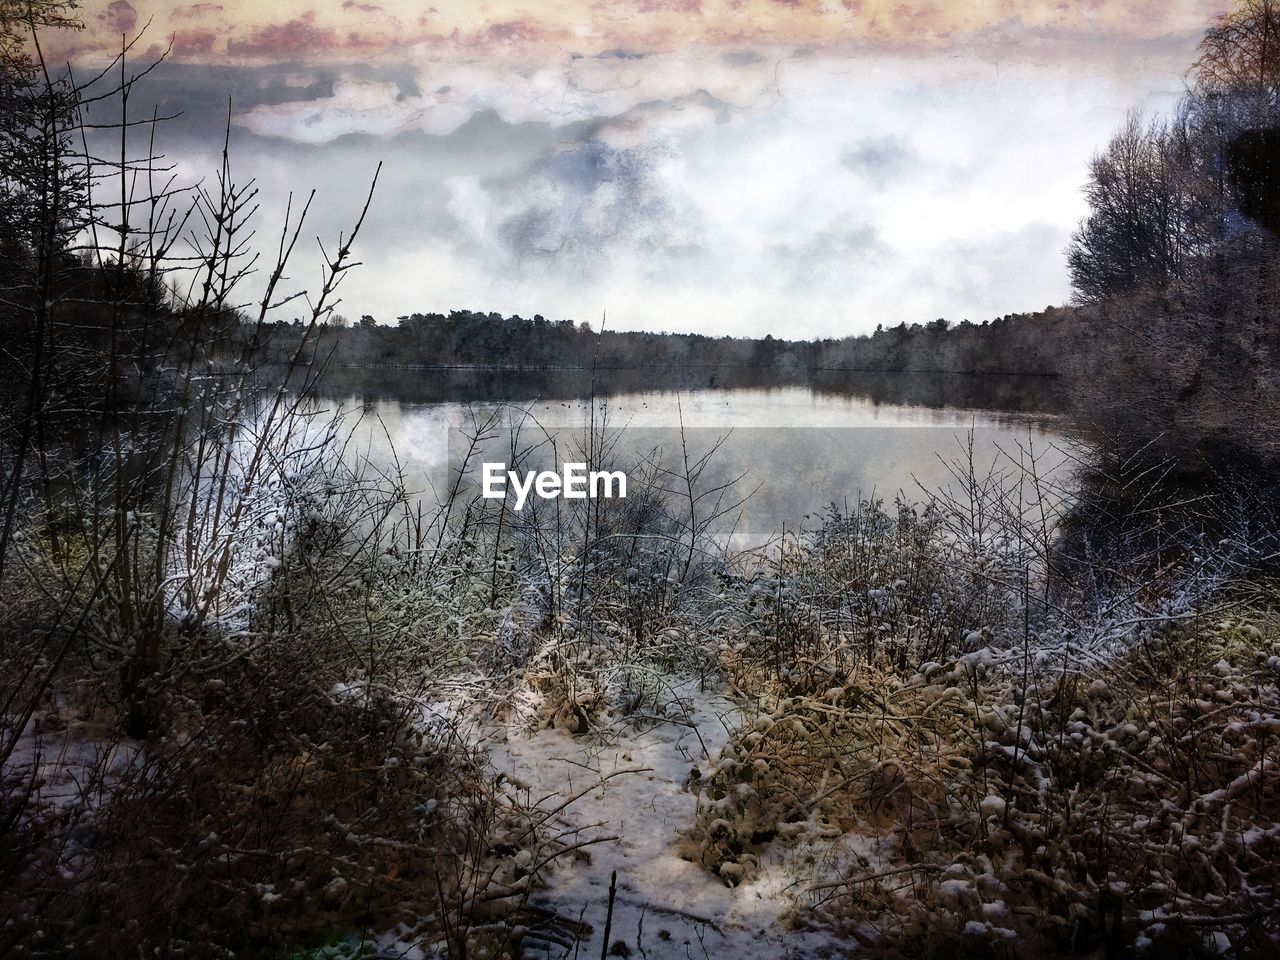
[{"xmin": 687, "ymin": 607, "xmax": 1280, "ymax": 955}]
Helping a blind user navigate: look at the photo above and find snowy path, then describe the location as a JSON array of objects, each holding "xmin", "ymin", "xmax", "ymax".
[{"xmin": 487, "ymin": 685, "xmax": 842, "ymax": 960}]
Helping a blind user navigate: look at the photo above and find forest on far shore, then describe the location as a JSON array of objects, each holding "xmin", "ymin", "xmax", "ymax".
[{"xmin": 302, "ymin": 305, "xmax": 1086, "ymax": 376}]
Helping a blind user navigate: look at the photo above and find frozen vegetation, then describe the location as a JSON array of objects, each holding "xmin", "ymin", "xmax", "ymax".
[{"xmin": 4, "ymin": 398, "xmax": 1278, "ymax": 957}]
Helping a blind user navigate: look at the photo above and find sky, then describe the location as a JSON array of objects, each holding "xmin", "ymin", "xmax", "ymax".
[{"xmin": 52, "ymin": 0, "xmax": 1228, "ymax": 338}]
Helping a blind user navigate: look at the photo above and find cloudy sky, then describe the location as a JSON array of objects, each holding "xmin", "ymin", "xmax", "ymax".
[{"xmin": 55, "ymin": 1, "xmax": 1225, "ymax": 337}]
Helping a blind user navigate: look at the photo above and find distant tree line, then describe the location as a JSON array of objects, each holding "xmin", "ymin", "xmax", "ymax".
[{"xmin": 301, "ymin": 306, "xmax": 1084, "ymax": 377}]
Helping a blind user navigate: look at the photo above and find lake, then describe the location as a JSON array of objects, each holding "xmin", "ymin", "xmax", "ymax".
[{"xmin": 313, "ymin": 368, "xmax": 1073, "ymax": 545}]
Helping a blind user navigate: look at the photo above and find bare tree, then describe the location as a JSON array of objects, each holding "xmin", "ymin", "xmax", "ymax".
[
  {"xmin": 1067, "ymin": 112, "xmax": 1202, "ymax": 303},
  {"xmin": 1193, "ymin": 0, "xmax": 1280, "ymax": 121}
]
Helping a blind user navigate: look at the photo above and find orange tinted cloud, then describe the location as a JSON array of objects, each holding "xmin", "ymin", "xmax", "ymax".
[
  {"xmin": 96, "ymin": 0, "xmax": 138, "ymax": 35},
  {"xmin": 54, "ymin": 0, "xmax": 1223, "ymax": 65},
  {"xmin": 171, "ymin": 29, "xmax": 216, "ymax": 56},
  {"xmin": 225, "ymin": 12, "xmax": 339, "ymax": 58},
  {"xmin": 173, "ymin": 3, "xmax": 223, "ymax": 18}
]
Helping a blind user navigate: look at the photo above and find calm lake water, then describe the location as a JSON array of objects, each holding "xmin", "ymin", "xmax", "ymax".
[{"xmin": 315, "ymin": 368, "xmax": 1072, "ymax": 543}]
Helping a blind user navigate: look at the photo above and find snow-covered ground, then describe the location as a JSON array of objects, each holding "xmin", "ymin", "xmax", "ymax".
[
  {"xmin": 484, "ymin": 683, "xmax": 844, "ymax": 960},
  {"xmin": 3, "ymin": 708, "xmax": 143, "ymax": 820}
]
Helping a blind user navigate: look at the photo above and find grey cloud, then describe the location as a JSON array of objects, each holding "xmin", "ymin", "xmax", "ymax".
[
  {"xmin": 839, "ymin": 135, "xmax": 920, "ymax": 186},
  {"xmin": 904, "ymin": 221, "xmax": 1067, "ymax": 323},
  {"xmin": 78, "ymin": 53, "xmax": 1127, "ymax": 338},
  {"xmin": 773, "ymin": 222, "xmax": 887, "ymax": 292},
  {"xmin": 198, "ymin": 49, "xmax": 785, "ymax": 145},
  {"xmin": 489, "ymin": 137, "xmax": 707, "ymax": 280},
  {"xmin": 595, "ymin": 48, "xmax": 648, "ymax": 61},
  {"xmin": 81, "ymin": 61, "xmax": 425, "ymax": 145}
]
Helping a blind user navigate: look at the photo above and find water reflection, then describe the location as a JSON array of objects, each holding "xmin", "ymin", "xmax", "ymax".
[
  {"xmin": 314, "ymin": 364, "xmax": 1068, "ymax": 415},
  {"xmin": 312, "ymin": 371, "xmax": 1072, "ymax": 542}
]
